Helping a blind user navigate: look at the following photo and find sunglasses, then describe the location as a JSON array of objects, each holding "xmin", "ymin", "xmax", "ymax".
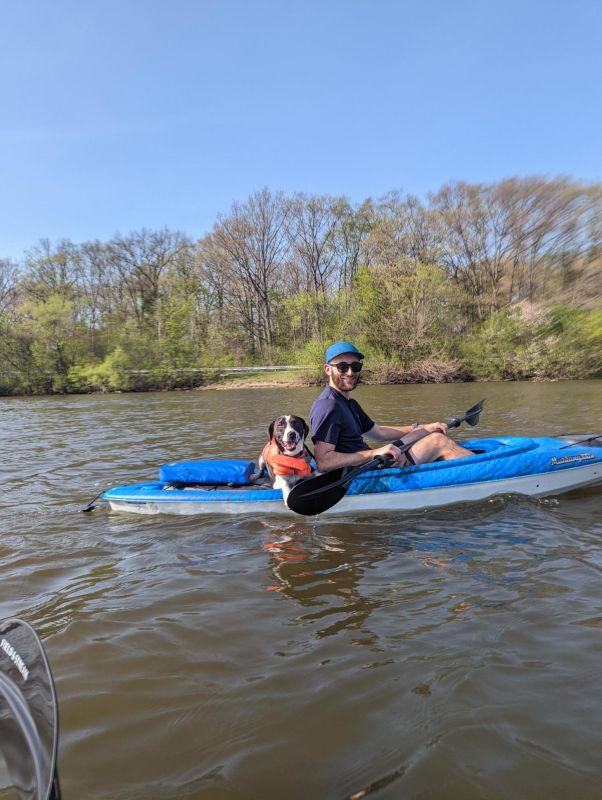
[{"xmin": 329, "ymin": 361, "xmax": 363, "ymax": 373}]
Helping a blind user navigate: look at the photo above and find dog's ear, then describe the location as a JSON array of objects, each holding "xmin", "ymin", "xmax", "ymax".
[
  {"xmin": 303, "ymin": 419, "xmax": 309, "ymax": 439},
  {"xmin": 268, "ymin": 420, "xmax": 275, "ymax": 440}
]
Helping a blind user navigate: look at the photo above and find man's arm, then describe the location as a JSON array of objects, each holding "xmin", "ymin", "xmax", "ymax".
[
  {"xmin": 313, "ymin": 440, "xmax": 404, "ymax": 473},
  {"xmin": 314, "ymin": 421, "xmax": 451, "ymax": 471}
]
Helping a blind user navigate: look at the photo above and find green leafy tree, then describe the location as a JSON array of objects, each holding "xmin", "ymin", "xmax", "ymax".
[{"xmin": 26, "ymin": 295, "xmax": 86, "ymax": 392}]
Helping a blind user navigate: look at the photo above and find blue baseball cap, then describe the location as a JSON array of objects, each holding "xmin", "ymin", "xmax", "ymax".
[{"xmin": 325, "ymin": 341, "xmax": 364, "ymax": 363}]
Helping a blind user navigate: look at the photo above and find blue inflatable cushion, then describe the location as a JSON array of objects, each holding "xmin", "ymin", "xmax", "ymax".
[{"xmin": 159, "ymin": 460, "xmax": 256, "ymax": 485}]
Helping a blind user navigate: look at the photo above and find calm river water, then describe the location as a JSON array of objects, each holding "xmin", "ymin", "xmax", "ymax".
[{"xmin": 1, "ymin": 381, "xmax": 601, "ymax": 799}]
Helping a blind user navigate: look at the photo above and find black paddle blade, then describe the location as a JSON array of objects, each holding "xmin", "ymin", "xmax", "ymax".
[
  {"xmin": 465, "ymin": 399, "xmax": 484, "ymax": 426},
  {"xmin": 286, "ymin": 468, "xmax": 349, "ymax": 516},
  {"xmin": 447, "ymin": 399, "xmax": 484, "ymax": 429},
  {"xmin": 80, "ymin": 491, "xmax": 104, "ymax": 513},
  {"xmin": 0, "ymin": 619, "xmax": 61, "ymax": 800}
]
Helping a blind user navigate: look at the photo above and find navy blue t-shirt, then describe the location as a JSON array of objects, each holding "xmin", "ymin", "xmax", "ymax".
[{"xmin": 309, "ymin": 386, "xmax": 375, "ymax": 453}]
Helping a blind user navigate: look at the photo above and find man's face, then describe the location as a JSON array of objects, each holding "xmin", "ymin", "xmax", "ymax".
[{"xmin": 325, "ymin": 354, "xmax": 363, "ymax": 393}]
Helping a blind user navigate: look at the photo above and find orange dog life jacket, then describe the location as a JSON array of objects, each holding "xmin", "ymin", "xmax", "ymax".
[{"xmin": 261, "ymin": 440, "xmax": 312, "ymax": 479}]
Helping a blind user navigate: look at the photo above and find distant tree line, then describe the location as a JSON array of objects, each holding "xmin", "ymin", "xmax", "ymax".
[{"xmin": 0, "ymin": 176, "xmax": 601, "ymax": 395}]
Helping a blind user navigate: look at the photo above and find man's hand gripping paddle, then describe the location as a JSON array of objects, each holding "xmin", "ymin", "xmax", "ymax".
[{"xmin": 285, "ymin": 400, "xmax": 484, "ymax": 516}]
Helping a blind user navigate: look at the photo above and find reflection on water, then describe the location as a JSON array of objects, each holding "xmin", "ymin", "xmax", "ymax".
[
  {"xmin": 262, "ymin": 522, "xmax": 383, "ymax": 639},
  {"xmin": 0, "ymin": 383, "xmax": 601, "ymax": 799},
  {"xmin": 256, "ymin": 496, "xmax": 585, "ymax": 644}
]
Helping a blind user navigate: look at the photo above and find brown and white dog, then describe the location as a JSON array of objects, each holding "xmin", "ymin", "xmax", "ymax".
[{"xmin": 258, "ymin": 415, "xmax": 313, "ymax": 496}]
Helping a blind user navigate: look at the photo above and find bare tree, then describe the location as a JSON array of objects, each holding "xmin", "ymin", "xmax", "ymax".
[
  {"xmin": 77, "ymin": 241, "xmax": 120, "ymax": 356},
  {"xmin": 507, "ymin": 178, "xmax": 593, "ymax": 302},
  {"xmin": 21, "ymin": 239, "xmax": 83, "ymax": 302},
  {"xmin": 106, "ymin": 228, "xmax": 191, "ymax": 328},
  {"xmin": 0, "ymin": 259, "xmax": 19, "ymax": 316},
  {"xmin": 332, "ymin": 199, "xmax": 374, "ymax": 307},
  {"xmin": 210, "ymin": 188, "xmax": 290, "ymax": 356},
  {"xmin": 287, "ymin": 193, "xmax": 343, "ymax": 338}
]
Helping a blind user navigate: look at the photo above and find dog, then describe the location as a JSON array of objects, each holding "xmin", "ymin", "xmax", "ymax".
[{"xmin": 258, "ymin": 415, "xmax": 313, "ymax": 496}]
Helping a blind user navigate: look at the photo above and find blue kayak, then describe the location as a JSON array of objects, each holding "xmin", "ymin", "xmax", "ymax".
[{"xmin": 102, "ymin": 435, "xmax": 602, "ymax": 516}]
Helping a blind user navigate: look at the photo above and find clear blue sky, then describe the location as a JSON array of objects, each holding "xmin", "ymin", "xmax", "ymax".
[{"xmin": 1, "ymin": 0, "xmax": 600, "ymax": 260}]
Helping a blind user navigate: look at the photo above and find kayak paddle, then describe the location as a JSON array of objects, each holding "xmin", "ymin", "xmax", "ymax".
[
  {"xmin": 0, "ymin": 618, "xmax": 61, "ymax": 800},
  {"xmin": 80, "ymin": 490, "xmax": 105, "ymax": 513},
  {"xmin": 286, "ymin": 399, "xmax": 484, "ymax": 516}
]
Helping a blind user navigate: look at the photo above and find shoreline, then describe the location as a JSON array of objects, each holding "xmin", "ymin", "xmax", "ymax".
[
  {"xmin": 198, "ymin": 377, "xmax": 320, "ymax": 390},
  {"xmin": 2, "ymin": 374, "xmax": 598, "ymax": 399}
]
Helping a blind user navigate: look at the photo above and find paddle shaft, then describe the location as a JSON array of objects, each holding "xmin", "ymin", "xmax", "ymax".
[{"xmin": 559, "ymin": 435, "xmax": 602, "ymax": 450}]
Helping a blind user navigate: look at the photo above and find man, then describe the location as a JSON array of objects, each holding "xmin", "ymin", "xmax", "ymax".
[{"xmin": 309, "ymin": 341, "xmax": 473, "ymax": 473}]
